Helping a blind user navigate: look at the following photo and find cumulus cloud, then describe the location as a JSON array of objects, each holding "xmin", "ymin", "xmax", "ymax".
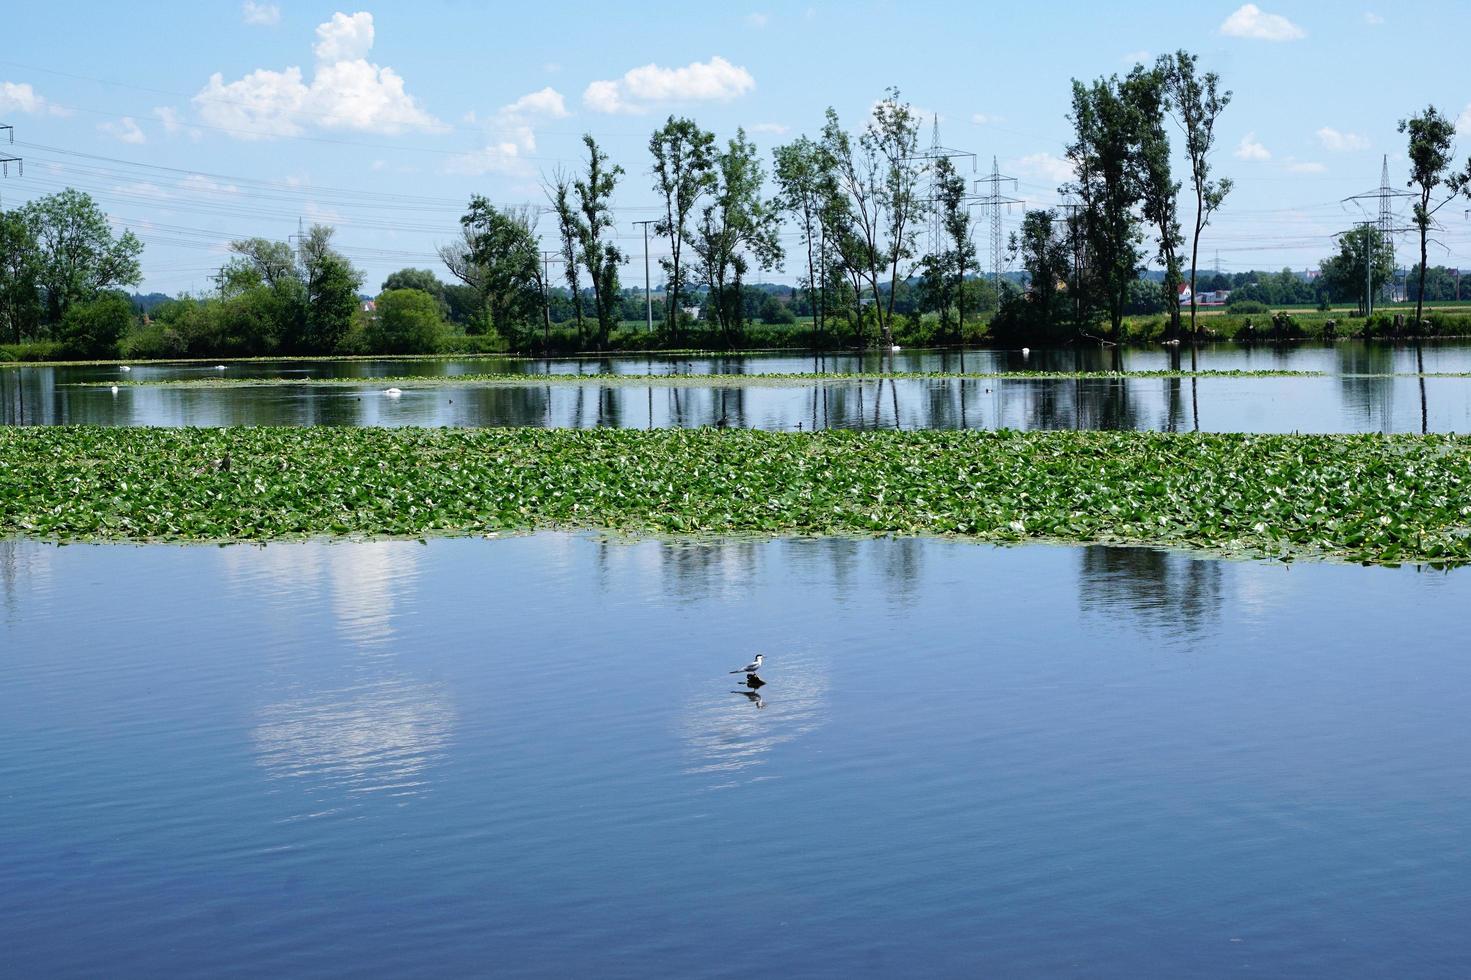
[
  {"xmin": 1234, "ymin": 132, "xmax": 1271, "ymax": 161},
  {"xmin": 1317, "ymin": 127, "xmax": 1370, "ymax": 152},
  {"xmin": 1220, "ymin": 4, "xmax": 1305, "ymax": 41},
  {"xmin": 447, "ymin": 86, "xmax": 569, "ymax": 177},
  {"xmin": 99, "ymin": 116, "xmax": 147, "ymax": 144},
  {"xmin": 191, "ymin": 11, "xmax": 442, "ymax": 139},
  {"xmin": 1012, "ymin": 152, "xmax": 1075, "ymax": 184},
  {"xmin": 0, "ymin": 80, "xmax": 71, "ymax": 116},
  {"xmin": 242, "ymin": 1, "xmax": 280, "ymax": 26},
  {"xmin": 582, "ymin": 56, "xmax": 755, "ymax": 114}
]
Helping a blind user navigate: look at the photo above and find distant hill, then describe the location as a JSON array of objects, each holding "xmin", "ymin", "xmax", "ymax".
[{"xmin": 130, "ymin": 292, "xmax": 173, "ymax": 314}]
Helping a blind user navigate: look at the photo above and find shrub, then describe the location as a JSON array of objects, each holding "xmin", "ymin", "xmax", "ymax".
[
  {"xmin": 58, "ymin": 292, "xmax": 135, "ymax": 357},
  {"xmin": 366, "ymin": 289, "xmax": 445, "ymax": 354},
  {"xmin": 1227, "ymin": 299, "xmax": 1269, "ymax": 315}
]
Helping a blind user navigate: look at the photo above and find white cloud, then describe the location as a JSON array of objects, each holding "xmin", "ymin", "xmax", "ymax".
[
  {"xmin": 1012, "ymin": 152, "xmax": 1075, "ymax": 184},
  {"xmin": 242, "ymin": 1, "xmax": 280, "ymax": 26},
  {"xmin": 1316, "ymin": 127, "xmax": 1370, "ymax": 152},
  {"xmin": 746, "ymin": 12, "xmax": 769, "ymax": 28},
  {"xmin": 192, "ymin": 11, "xmax": 442, "ymax": 139},
  {"xmin": 748, "ymin": 122, "xmax": 790, "ymax": 135},
  {"xmin": 971, "ymin": 112, "xmax": 1005, "ymax": 125},
  {"xmin": 0, "ymin": 80, "xmax": 71, "ymax": 117},
  {"xmin": 448, "ymin": 86, "xmax": 569, "ymax": 177},
  {"xmin": 1234, "ymin": 132, "xmax": 1271, "ymax": 161},
  {"xmin": 582, "ymin": 56, "xmax": 755, "ymax": 114},
  {"xmin": 1363, "ymin": 11, "xmax": 1384, "ymax": 24},
  {"xmin": 1286, "ymin": 160, "xmax": 1327, "ymax": 174},
  {"xmin": 1220, "ymin": 4, "xmax": 1306, "ymax": 41},
  {"xmin": 99, "ymin": 116, "xmax": 147, "ymax": 144},
  {"xmin": 153, "ymin": 105, "xmax": 184, "ymax": 134}
]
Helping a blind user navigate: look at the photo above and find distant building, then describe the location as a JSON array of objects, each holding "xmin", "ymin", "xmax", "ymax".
[
  {"xmin": 1178, "ymin": 283, "xmax": 1229, "ymax": 306},
  {"xmin": 360, "ymin": 300, "xmax": 377, "ymax": 314}
]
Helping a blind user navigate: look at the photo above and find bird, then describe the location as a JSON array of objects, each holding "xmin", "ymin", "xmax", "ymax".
[
  {"xmin": 891, "ymin": 344, "xmax": 902, "ymax": 352},
  {"xmin": 119, "ymin": 365, "xmax": 131, "ymax": 372},
  {"xmin": 729, "ymin": 654, "xmax": 764, "ymax": 674},
  {"xmin": 110, "ymin": 385, "xmax": 119, "ymax": 394},
  {"xmin": 1021, "ymin": 347, "xmax": 1030, "ymax": 356},
  {"xmin": 384, "ymin": 387, "xmax": 403, "ymax": 397},
  {"xmin": 213, "ymin": 364, "xmax": 227, "ymax": 371}
]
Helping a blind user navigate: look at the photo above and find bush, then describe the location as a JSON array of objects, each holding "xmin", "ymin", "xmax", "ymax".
[
  {"xmin": 1227, "ymin": 299, "xmax": 1268, "ymax": 315},
  {"xmin": 58, "ymin": 292, "xmax": 135, "ymax": 357},
  {"xmin": 0, "ymin": 341, "xmax": 67, "ymax": 362}
]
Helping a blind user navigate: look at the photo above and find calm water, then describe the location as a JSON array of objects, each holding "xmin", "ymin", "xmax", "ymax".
[
  {"xmin": 5, "ymin": 342, "xmax": 1471, "ymax": 432},
  {"xmin": 2, "ymin": 534, "xmax": 1468, "ymax": 976}
]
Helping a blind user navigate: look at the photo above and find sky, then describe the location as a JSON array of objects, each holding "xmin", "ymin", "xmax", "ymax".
[{"xmin": 2, "ymin": 0, "xmax": 1469, "ymax": 295}]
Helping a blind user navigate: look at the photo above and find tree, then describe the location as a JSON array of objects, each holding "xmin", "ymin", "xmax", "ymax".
[
  {"xmin": 1161, "ymin": 51, "xmax": 1232, "ymax": 357},
  {"xmin": 1128, "ymin": 63, "xmax": 1183, "ymax": 334},
  {"xmin": 22, "ymin": 189, "xmax": 142, "ymax": 325},
  {"xmin": 545, "ymin": 168, "xmax": 586, "ymax": 345},
  {"xmin": 458, "ymin": 196, "xmax": 541, "ymax": 345},
  {"xmin": 1318, "ymin": 225, "xmax": 1394, "ymax": 311},
  {"xmin": 650, "ymin": 116, "xmax": 716, "ymax": 344},
  {"xmin": 821, "ymin": 90, "xmax": 928, "ymax": 349},
  {"xmin": 0, "ymin": 208, "xmax": 43, "ymax": 343},
  {"xmin": 916, "ymin": 156, "xmax": 976, "ymax": 341},
  {"xmin": 773, "ymin": 136, "xmax": 837, "ymax": 340},
  {"xmin": 383, "ymin": 268, "xmax": 447, "ymax": 305},
  {"xmin": 572, "ymin": 135, "xmax": 624, "ymax": 349},
  {"xmin": 1063, "ymin": 75, "xmax": 1147, "ymax": 337},
  {"xmin": 230, "ymin": 238, "xmax": 297, "ymax": 288},
  {"xmin": 298, "ymin": 224, "xmax": 363, "ymax": 353},
  {"xmin": 690, "ymin": 130, "xmax": 784, "ymax": 346},
  {"xmin": 370, "ymin": 288, "xmax": 444, "ymax": 353},
  {"xmin": 1398, "ymin": 106, "xmax": 1471, "ymax": 327}
]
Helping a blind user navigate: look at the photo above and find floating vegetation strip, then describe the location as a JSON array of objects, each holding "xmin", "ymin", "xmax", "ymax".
[
  {"xmin": 88, "ymin": 369, "xmax": 1324, "ymax": 389},
  {"xmin": 2, "ymin": 427, "xmax": 1468, "ymax": 564}
]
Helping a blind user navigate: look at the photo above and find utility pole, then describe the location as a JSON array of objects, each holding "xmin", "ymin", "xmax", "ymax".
[
  {"xmin": 1344, "ymin": 157, "xmax": 1414, "ymax": 304},
  {"xmin": 632, "ymin": 219, "xmax": 655, "ymax": 333},
  {"xmin": 288, "ymin": 218, "xmax": 305, "ymax": 267},
  {"xmin": 974, "ymin": 157, "xmax": 1022, "ymax": 296},
  {"xmin": 540, "ymin": 250, "xmax": 565, "ymax": 350}
]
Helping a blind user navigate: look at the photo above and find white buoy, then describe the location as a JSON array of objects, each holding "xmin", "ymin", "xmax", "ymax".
[
  {"xmin": 110, "ymin": 385, "xmax": 119, "ymax": 394},
  {"xmin": 119, "ymin": 365, "xmax": 131, "ymax": 372},
  {"xmin": 384, "ymin": 387, "xmax": 403, "ymax": 397}
]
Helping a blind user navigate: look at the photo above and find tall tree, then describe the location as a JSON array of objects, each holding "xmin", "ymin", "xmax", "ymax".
[
  {"xmin": 1161, "ymin": 51, "xmax": 1231, "ymax": 357},
  {"xmin": 0, "ymin": 209, "xmax": 43, "ymax": 343},
  {"xmin": 572, "ymin": 135, "xmax": 624, "ymax": 349},
  {"xmin": 649, "ymin": 116, "xmax": 716, "ymax": 344},
  {"xmin": 1063, "ymin": 75, "xmax": 1147, "ymax": 337},
  {"xmin": 1318, "ymin": 225, "xmax": 1395, "ymax": 311},
  {"xmin": 230, "ymin": 238, "xmax": 297, "ymax": 288},
  {"xmin": 1128, "ymin": 63, "xmax": 1184, "ymax": 335},
  {"xmin": 298, "ymin": 224, "xmax": 363, "ymax": 354},
  {"xmin": 1398, "ymin": 106, "xmax": 1471, "ymax": 328},
  {"xmin": 22, "ymin": 188, "xmax": 142, "ymax": 325},
  {"xmin": 545, "ymin": 168, "xmax": 586, "ymax": 345},
  {"xmin": 1009, "ymin": 208, "xmax": 1072, "ymax": 329},
  {"xmin": 458, "ymin": 197, "xmax": 541, "ymax": 344},
  {"xmin": 917, "ymin": 156, "xmax": 976, "ymax": 341},
  {"xmin": 690, "ymin": 129, "xmax": 784, "ymax": 347},
  {"xmin": 773, "ymin": 136, "xmax": 837, "ymax": 341}
]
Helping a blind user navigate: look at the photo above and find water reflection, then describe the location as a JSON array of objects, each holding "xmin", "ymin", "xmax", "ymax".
[
  {"xmin": 253, "ymin": 676, "xmax": 455, "ymax": 805},
  {"xmin": 681, "ymin": 649, "xmax": 828, "ymax": 780},
  {"xmin": 1077, "ymin": 545, "xmax": 1224, "ymax": 637},
  {"xmin": 7, "ymin": 341, "xmax": 1471, "ymax": 431}
]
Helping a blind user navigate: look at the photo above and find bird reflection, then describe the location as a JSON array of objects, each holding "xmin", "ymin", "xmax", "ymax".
[
  {"xmin": 732, "ymin": 689, "xmax": 766, "ymax": 709},
  {"xmin": 730, "ymin": 671, "xmax": 765, "ymax": 706}
]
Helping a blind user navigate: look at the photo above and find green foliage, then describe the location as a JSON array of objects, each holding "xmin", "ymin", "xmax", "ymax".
[
  {"xmin": 19, "ymin": 189, "xmax": 143, "ymax": 325},
  {"xmin": 4, "ymin": 426, "xmax": 1471, "ymax": 566},
  {"xmin": 369, "ymin": 289, "xmax": 445, "ymax": 354},
  {"xmin": 1318, "ymin": 225, "xmax": 1394, "ymax": 312},
  {"xmin": 651, "ymin": 116, "xmax": 718, "ymax": 344},
  {"xmin": 456, "ymin": 197, "xmax": 541, "ymax": 347},
  {"xmin": 1227, "ymin": 299, "xmax": 1269, "ymax": 315},
  {"xmin": 57, "ymin": 291, "xmax": 135, "ymax": 357},
  {"xmin": 1398, "ymin": 106, "xmax": 1471, "ymax": 322},
  {"xmin": 0, "ymin": 208, "xmax": 44, "ymax": 343},
  {"xmin": 573, "ymin": 135, "xmax": 625, "ymax": 348}
]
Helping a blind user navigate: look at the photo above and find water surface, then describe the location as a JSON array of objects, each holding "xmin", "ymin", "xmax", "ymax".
[{"xmin": 2, "ymin": 534, "xmax": 1467, "ymax": 976}]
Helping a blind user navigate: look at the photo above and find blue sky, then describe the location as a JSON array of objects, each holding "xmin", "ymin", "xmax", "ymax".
[{"xmin": 2, "ymin": 1, "xmax": 1469, "ymax": 294}]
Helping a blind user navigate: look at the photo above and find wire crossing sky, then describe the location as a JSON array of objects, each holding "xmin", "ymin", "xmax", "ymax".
[{"xmin": 1, "ymin": 1, "xmax": 1468, "ymax": 295}]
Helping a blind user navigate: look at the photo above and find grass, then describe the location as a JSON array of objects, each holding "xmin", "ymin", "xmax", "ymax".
[
  {"xmin": 3, "ymin": 426, "xmax": 1469, "ymax": 566},
  {"xmin": 85, "ymin": 369, "xmax": 1324, "ymax": 389}
]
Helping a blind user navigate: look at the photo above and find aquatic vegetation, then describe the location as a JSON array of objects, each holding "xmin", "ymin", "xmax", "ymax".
[
  {"xmin": 88, "ymin": 368, "xmax": 1324, "ymax": 389},
  {"xmin": 2, "ymin": 426, "xmax": 1468, "ymax": 565}
]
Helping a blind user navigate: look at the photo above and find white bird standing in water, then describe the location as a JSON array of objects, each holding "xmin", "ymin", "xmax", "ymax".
[
  {"xmin": 119, "ymin": 365, "xmax": 131, "ymax": 372},
  {"xmin": 213, "ymin": 364, "xmax": 227, "ymax": 371},
  {"xmin": 729, "ymin": 654, "xmax": 765, "ymax": 674},
  {"xmin": 384, "ymin": 387, "xmax": 403, "ymax": 397},
  {"xmin": 110, "ymin": 385, "xmax": 119, "ymax": 394}
]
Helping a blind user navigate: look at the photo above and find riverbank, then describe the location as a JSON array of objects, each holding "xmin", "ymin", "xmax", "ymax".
[{"xmin": 2, "ymin": 426, "xmax": 1465, "ymax": 565}]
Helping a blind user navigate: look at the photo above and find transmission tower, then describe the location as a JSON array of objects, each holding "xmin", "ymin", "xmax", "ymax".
[
  {"xmin": 907, "ymin": 116, "xmax": 977, "ymax": 256},
  {"xmin": 1343, "ymin": 155, "xmax": 1414, "ymax": 302},
  {"xmin": 0, "ymin": 124, "xmax": 22, "ymax": 210},
  {"xmin": 974, "ymin": 157, "xmax": 1023, "ymax": 293}
]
